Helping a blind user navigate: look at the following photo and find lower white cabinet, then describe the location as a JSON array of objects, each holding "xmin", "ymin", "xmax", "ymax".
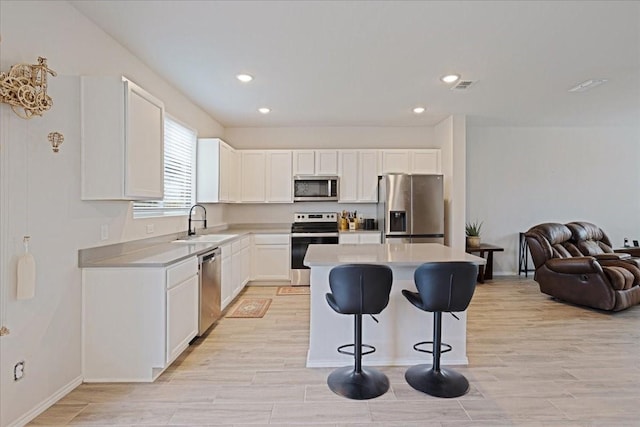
[
  {"xmin": 221, "ymin": 243, "xmax": 233, "ymax": 309},
  {"xmin": 82, "ymin": 256, "xmax": 199, "ymax": 382},
  {"xmin": 230, "ymin": 236, "xmax": 252, "ymax": 299},
  {"xmin": 252, "ymin": 234, "xmax": 291, "ymax": 281},
  {"xmin": 339, "ymin": 231, "xmax": 382, "ymax": 244},
  {"xmin": 166, "ymin": 274, "xmax": 199, "ymax": 363}
]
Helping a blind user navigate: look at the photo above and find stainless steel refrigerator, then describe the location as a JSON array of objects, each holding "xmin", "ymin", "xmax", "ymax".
[{"xmin": 377, "ymin": 174, "xmax": 445, "ymax": 243}]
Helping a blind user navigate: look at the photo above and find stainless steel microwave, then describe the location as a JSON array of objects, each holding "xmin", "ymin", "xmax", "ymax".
[{"xmin": 293, "ymin": 176, "xmax": 339, "ymax": 201}]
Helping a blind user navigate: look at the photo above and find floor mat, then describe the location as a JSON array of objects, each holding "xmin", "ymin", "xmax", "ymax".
[{"xmin": 226, "ymin": 298, "xmax": 272, "ymax": 318}]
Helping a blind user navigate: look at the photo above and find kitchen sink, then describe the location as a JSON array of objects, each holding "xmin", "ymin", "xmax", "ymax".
[{"xmin": 173, "ymin": 234, "xmax": 238, "ymax": 244}]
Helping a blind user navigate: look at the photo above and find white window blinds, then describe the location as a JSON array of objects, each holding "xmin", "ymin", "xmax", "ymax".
[{"xmin": 133, "ymin": 116, "xmax": 196, "ymax": 217}]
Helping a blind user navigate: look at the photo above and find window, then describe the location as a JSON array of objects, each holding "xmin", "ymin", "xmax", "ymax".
[{"xmin": 133, "ymin": 116, "xmax": 196, "ymax": 218}]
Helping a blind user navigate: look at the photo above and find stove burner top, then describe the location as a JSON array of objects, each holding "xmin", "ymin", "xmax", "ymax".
[{"xmin": 291, "ymin": 212, "xmax": 338, "ymax": 233}]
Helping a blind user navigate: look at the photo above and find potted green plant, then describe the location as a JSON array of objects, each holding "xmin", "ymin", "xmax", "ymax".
[{"xmin": 466, "ymin": 220, "xmax": 482, "ymax": 248}]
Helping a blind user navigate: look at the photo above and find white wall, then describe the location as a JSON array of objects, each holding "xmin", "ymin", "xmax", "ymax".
[
  {"xmin": 466, "ymin": 126, "xmax": 640, "ymax": 275},
  {"xmin": 0, "ymin": 2, "xmax": 224, "ymax": 425}
]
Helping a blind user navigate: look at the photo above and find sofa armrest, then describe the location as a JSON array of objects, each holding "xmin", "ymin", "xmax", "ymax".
[
  {"xmin": 615, "ymin": 247, "xmax": 640, "ymax": 257},
  {"xmin": 546, "ymin": 257, "xmax": 602, "ymax": 274},
  {"xmin": 593, "ymin": 253, "xmax": 631, "ymax": 261}
]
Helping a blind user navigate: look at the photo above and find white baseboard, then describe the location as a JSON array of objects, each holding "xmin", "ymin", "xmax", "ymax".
[{"xmin": 8, "ymin": 375, "xmax": 82, "ymax": 427}]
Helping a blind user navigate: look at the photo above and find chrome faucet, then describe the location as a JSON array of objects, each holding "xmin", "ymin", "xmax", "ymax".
[{"xmin": 188, "ymin": 204, "xmax": 207, "ymax": 236}]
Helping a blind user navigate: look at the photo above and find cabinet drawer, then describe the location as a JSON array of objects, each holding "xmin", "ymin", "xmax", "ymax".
[
  {"xmin": 254, "ymin": 234, "xmax": 290, "ymax": 245},
  {"xmin": 166, "ymin": 257, "xmax": 198, "ymax": 289},
  {"xmin": 221, "ymin": 243, "xmax": 232, "ymax": 259}
]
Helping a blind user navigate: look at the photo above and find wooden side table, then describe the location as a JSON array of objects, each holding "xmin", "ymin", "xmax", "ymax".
[{"xmin": 465, "ymin": 243, "xmax": 504, "ymax": 283}]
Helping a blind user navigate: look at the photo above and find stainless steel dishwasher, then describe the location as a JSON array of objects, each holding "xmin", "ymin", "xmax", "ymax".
[{"xmin": 198, "ymin": 247, "xmax": 221, "ymax": 336}]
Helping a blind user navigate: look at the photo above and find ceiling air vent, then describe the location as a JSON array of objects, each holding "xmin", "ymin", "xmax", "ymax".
[{"xmin": 451, "ymin": 80, "xmax": 475, "ymax": 91}]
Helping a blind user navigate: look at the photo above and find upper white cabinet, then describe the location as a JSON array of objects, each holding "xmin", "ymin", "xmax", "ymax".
[
  {"xmin": 196, "ymin": 138, "xmax": 237, "ymax": 203},
  {"xmin": 241, "ymin": 150, "xmax": 293, "ymax": 203},
  {"xmin": 267, "ymin": 151, "xmax": 293, "ymax": 202},
  {"xmin": 81, "ymin": 76, "xmax": 164, "ymax": 200},
  {"xmin": 379, "ymin": 150, "xmax": 409, "ymax": 174},
  {"xmin": 339, "ymin": 150, "xmax": 379, "ymax": 203},
  {"xmin": 293, "ymin": 150, "xmax": 338, "ymax": 175},
  {"xmin": 241, "ymin": 151, "xmax": 267, "ymax": 202},
  {"xmin": 379, "ymin": 149, "xmax": 441, "ymax": 174},
  {"xmin": 410, "ymin": 149, "xmax": 441, "ymax": 174},
  {"xmin": 293, "ymin": 150, "xmax": 315, "ymax": 175}
]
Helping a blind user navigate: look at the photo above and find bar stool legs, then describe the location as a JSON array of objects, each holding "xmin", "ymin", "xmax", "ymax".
[
  {"xmin": 327, "ymin": 314, "xmax": 390, "ymax": 400},
  {"xmin": 404, "ymin": 311, "xmax": 469, "ymax": 398}
]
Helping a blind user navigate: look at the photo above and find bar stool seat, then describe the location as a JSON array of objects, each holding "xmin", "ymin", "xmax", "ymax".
[
  {"xmin": 325, "ymin": 264, "xmax": 393, "ymax": 400},
  {"xmin": 402, "ymin": 261, "xmax": 477, "ymax": 398}
]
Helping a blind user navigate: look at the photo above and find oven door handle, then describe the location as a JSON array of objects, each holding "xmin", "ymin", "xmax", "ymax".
[{"xmin": 291, "ymin": 233, "xmax": 339, "ymax": 238}]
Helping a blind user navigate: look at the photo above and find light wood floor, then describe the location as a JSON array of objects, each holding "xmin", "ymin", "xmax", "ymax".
[{"xmin": 30, "ymin": 277, "xmax": 640, "ymax": 426}]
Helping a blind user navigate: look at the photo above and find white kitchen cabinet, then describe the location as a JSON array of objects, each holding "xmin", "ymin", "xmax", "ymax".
[
  {"xmin": 221, "ymin": 243, "xmax": 233, "ymax": 309},
  {"xmin": 196, "ymin": 138, "xmax": 237, "ymax": 203},
  {"xmin": 338, "ymin": 151, "xmax": 358, "ymax": 202},
  {"xmin": 166, "ymin": 273, "xmax": 199, "ymax": 363},
  {"xmin": 339, "ymin": 150, "xmax": 379, "ymax": 203},
  {"xmin": 240, "ymin": 150, "xmax": 292, "ymax": 203},
  {"xmin": 379, "ymin": 150, "xmax": 410, "ymax": 174},
  {"xmin": 81, "ymin": 76, "xmax": 164, "ymax": 200},
  {"xmin": 409, "ymin": 149, "xmax": 441, "ymax": 174},
  {"xmin": 339, "ymin": 231, "xmax": 382, "ymax": 244},
  {"xmin": 251, "ymin": 234, "xmax": 291, "ymax": 281},
  {"xmin": 82, "ymin": 256, "xmax": 198, "ymax": 382},
  {"xmin": 241, "ymin": 237, "xmax": 251, "ymax": 286},
  {"xmin": 267, "ymin": 151, "xmax": 293, "ymax": 202},
  {"xmin": 359, "ymin": 150, "xmax": 379, "ymax": 202},
  {"xmin": 231, "ymin": 236, "xmax": 252, "ymax": 297},
  {"xmin": 379, "ymin": 149, "xmax": 441, "ymax": 174},
  {"xmin": 229, "ymin": 148, "xmax": 241, "ymax": 202},
  {"xmin": 241, "ymin": 151, "xmax": 267, "ymax": 202},
  {"xmin": 316, "ymin": 150, "xmax": 339, "ymax": 175},
  {"xmin": 293, "ymin": 150, "xmax": 316, "ymax": 175},
  {"xmin": 293, "ymin": 150, "xmax": 338, "ymax": 175}
]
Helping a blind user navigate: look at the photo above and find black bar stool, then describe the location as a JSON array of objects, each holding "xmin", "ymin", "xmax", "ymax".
[
  {"xmin": 325, "ymin": 264, "xmax": 393, "ymax": 400},
  {"xmin": 402, "ymin": 261, "xmax": 477, "ymax": 398}
]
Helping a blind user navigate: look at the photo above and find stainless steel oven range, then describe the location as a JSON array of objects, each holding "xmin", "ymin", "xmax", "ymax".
[{"xmin": 290, "ymin": 212, "xmax": 338, "ymax": 286}]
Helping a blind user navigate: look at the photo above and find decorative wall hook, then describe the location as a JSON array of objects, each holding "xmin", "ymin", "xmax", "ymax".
[
  {"xmin": 0, "ymin": 56, "xmax": 56, "ymax": 119},
  {"xmin": 48, "ymin": 131, "xmax": 64, "ymax": 153}
]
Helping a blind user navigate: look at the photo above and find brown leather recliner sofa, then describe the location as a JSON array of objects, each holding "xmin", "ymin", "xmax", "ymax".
[{"xmin": 525, "ymin": 221, "xmax": 640, "ymax": 311}]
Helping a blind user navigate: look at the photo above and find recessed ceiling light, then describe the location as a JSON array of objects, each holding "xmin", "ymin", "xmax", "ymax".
[
  {"xmin": 413, "ymin": 107, "xmax": 426, "ymax": 114},
  {"xmin": 236, "ymin": 74, "xmax": 253, "ymax": 83},
  {"xmin": 441, "ymin": 74, "xmax": 461, "ymax": 84},
  {"xmin": 568, "ymin": 79, "xmax": 608, "ymax": 93},
  {"xmin": 258, "ymin": 107, "xmax": 270, "ymax": 114}
]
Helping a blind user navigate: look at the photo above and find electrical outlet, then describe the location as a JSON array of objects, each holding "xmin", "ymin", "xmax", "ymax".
[
  {"xmin": 146, "ymin": 224, "xmax": 154, "ymax": 234},
  {"xmin": 100, "ymin": 224, "xmax": 109, "ymax": 241},
  {"xmin": 14, "ymin": 361, "xmax": 24, "ymax": 381}
]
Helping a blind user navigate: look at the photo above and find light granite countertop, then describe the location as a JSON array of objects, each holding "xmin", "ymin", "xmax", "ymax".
[
  {"xmin": 79, "ymin": 224, "xmax": 291, "ymax": 268},
  {"xmin": 304, "ymin": 243, "xmax": 486, "ymax": 267}
]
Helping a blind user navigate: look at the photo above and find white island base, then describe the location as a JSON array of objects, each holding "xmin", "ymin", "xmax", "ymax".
[{"xmin": 304, "ymin": 243, "xmax": 485, "ymax": 368}]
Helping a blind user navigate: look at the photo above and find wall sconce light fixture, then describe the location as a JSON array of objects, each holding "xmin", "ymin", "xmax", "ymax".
[{"xmin": 48, "ymin": 131, "xmax": 64, "ymax": 153}]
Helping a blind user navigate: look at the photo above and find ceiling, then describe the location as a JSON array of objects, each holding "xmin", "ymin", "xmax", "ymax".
[{"xmin": 70, "ymin": 0, "xmax": 639, "ymax": 128}]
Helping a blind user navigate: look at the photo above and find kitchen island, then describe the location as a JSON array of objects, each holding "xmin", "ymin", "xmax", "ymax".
[{"xmin": 304, "ymin": 243, "xmax": 485, "ymax": 368}]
